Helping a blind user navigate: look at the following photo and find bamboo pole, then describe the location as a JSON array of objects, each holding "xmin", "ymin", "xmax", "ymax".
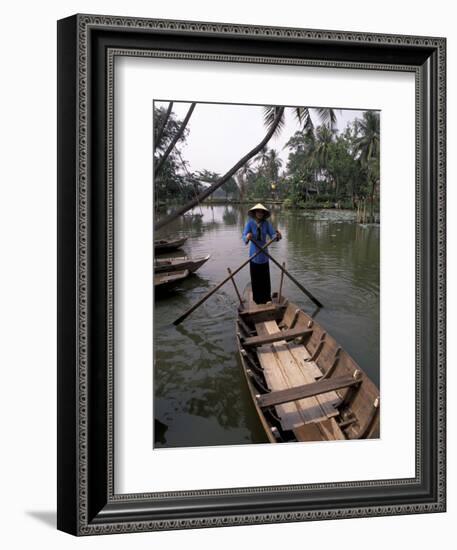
[
  {"xmin": 278, "ymin": 261, "xmax": 285, "ymax": 302},
  {"xmin": 173, "ymin": 239, "xmax": 276, "ymax": 325},
  {"xmin": 227, "ymin": 267, "xmax": 243, "ymax": 305},
  {"xmin": 250, "ymin": 240, "xmax": 324, "ymax": 308}
]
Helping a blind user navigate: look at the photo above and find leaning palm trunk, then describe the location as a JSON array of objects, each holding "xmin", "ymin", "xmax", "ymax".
[
  {"xmin": 154, "ymin": 107, "xmax": 285, "ymax": 230},
  {"xmin": 154, "ymin": 102, "xmax": 196, "ymax": 178},
  {"xmin": 154, "ymin": 101, "xmax": 174, "ymax": 152}
]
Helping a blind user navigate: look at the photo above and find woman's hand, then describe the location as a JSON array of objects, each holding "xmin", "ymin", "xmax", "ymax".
[
  {"xmin": 245, "ymin": 232, "xmax": 253, "ymax": 242},
  {"xmin": 275, "ymin": 230, "xmax": 282, "ymax": 241}
]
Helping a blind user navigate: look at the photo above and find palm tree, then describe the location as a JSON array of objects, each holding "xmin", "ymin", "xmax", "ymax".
[
  {"xmin": 235, "ymin": 160, "xmax": 255, "ymax": 201},
  {"xmin": 154, "ymin": 102, "xmax": 196, "ymax": 179},
  {"xmin": 263, "ymin": 105, "xmax": 337, "ymax": 135},
  {"xmin": 285, "ymin": 127, "xmax": 318, "ymax": 198},
  {"xmin": 314, "ymin": 125, "xmax": 335, "ymax": 166},
  {"xmin": 255, "ymin": 145, "xmax": 270, "ymax": 168},
  {"xmin": 354, "ymin": 111, "xmax": 380, "ymax": 164},
  {"xmin": 266, "ymin": 149, "xmax": 283, "ymax": 182},
  {"xmin": 154, "ymin": 101, "xmax": 174, "ymax": 152},
  {"xmin": 354, "ymin": 111, "xmax": 380, "ymax": 221},
  {"xmin": 310, "ymin": 125, "xmax": 336, "ymax": 195},
  {"xmin": 267, "ymin": 106, "xmax": 337, "ymax": 197}
]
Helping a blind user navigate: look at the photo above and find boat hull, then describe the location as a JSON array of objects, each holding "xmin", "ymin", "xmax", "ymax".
[
  {"xmin": 154, "ymin": 237, "xmax": 188, "ymax": 252},
  {"xmin": 154, "ymin": 254, "xmax": 210, "ymax": 274},
  {"xmin": 154, "ymin": 269, "xmax": 190, "ymax": 290},
  {"xmin": 237, "ymin": 291, "xmax": 380, "ymax": 443},
  {"xmin": 236, "ymin": 332, "xmax": 277, "ymax": 444}
]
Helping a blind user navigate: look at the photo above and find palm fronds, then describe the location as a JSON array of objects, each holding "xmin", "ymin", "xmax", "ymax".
[{"xmin": 263, "ymin": 106, "xmax": 286, "ymax": 138}]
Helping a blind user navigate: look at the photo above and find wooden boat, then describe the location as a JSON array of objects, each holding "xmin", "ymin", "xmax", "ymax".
[
  {"xmin": 154, "ymin": 254, "xmax": 210, "ymax": 274},
  {"xmin": 154, "ymin": 269, "xmax": 190, "ymax": 290},
  {"xmin": 154, "ymin": 237, "xmax": 188, "ymax": 253},
  {"xmin": 236, "ymin": 288, "xmax": 380, "ymax": 443}
]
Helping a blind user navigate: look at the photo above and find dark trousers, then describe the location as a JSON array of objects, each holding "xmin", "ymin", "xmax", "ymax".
[{"xmin": 250, "ymin": 261, "xmax": 271, "ymax": 304}]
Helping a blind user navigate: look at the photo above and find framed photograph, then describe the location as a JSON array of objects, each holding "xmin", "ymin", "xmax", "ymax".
[{"xmin": 57, "ymin": 14, "xmax": 446, "ymax": 535}]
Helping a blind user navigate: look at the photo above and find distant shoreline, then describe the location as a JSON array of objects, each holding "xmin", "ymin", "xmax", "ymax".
[
  {"xmin": 156, "ymin": 200, "xmax": 380, "ymax": 224},
  {"xmin": 160, "ymin": 197, "xmax": 379, "ymax": 213}
]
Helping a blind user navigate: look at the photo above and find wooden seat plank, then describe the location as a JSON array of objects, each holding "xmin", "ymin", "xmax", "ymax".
[
  {"xmin": 240, "ymin": 303, "xmax": 284, "ymax": 315},
  {"xmin": 257, "ymin": 375, "xmax": 360, "ymax": 408},
  {"xmin": 243, "ymin": 327, "xmax": 312, "ymax": 348},
  {"xmin": 240, "ymin": 307, "xmax": 286, "ymax": 324}
]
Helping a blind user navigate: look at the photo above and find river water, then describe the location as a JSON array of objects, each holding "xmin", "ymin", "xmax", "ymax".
[{"xmin": 154, "ymin": 205, "xmax": 379, "ymax": 448}]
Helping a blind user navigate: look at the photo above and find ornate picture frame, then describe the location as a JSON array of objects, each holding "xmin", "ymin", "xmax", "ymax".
[{"xmin": 57, "ymin": 14, "xmax": 446, "ymax": 535}]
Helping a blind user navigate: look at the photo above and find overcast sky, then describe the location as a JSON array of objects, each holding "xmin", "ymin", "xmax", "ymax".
[{"xmin": 155, "ymin": 100, "xmax": 367, "ymax": 176}]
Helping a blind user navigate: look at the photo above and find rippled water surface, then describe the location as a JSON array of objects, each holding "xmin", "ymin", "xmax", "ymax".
[{"xmin": 154, "ymin": 205, "xmax": 379, "ymax": 448}]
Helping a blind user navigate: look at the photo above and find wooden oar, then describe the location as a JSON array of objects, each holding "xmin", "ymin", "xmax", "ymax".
[
  {"xmin": 172, "ymin": 239, "xmax": 276, "ymax": 325},
  {"xmin": 250, "ymin": 239, "xmax": 324, "ymax": 308}
]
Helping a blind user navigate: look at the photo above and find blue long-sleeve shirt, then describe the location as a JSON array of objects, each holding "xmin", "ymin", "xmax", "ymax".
[{"xmin": 242, "ymin": 218, "xmax": 277, "ymax": 264}]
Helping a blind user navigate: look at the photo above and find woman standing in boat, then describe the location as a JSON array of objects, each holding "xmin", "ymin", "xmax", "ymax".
[{"xmin": 242, "ymin": 203, "xmax": 281, "ymax": 304}]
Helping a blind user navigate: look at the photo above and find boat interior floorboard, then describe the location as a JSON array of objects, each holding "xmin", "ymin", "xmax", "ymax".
[{"xmin": 254, "ymin": 319, "xmax": 341, "ymax": 431}]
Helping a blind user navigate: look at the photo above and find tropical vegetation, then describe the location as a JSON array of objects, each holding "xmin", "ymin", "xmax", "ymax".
[{"xmin": 153, "ymin": 103, "xmax": 380, "ymax": 228}]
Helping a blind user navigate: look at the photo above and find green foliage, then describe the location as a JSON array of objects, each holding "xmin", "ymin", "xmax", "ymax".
[
  {"xmin": 283, "ymin": 198, "xmax": 295, "ymax": 209},
  {"xmin": 153, "ymin": 104, "xmax": 203, "ymax": 205},
  {"xmin": 222, "ymin": 176, "xmax": 238, "ymax": 198},
  {"xmin": 247, "ymin": 175, "xmax": 271, "ymax": 199},
  {"xmin": 279, "ymin": 112, "xmax": 380, "ymax": 209},
  {"xmin": 154, "ymin": 103, "xmax": 380, "ymax": 213}
]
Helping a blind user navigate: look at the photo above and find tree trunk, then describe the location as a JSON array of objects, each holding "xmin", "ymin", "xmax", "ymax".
[
  {"xmin": 235, "ymin": 176, "xmax": 245, "ymax": 202},
  {"xmin": 370, "ymin": 177, "xmax": 377, "ymax": 222},
  {"xmin": 154, "ymin": 107, "xmax": 285, "ymax": 230},
  {"xmin": 154, "ymin": 102, "xmax": 196, "ymax": 179},
  {"xmin": 154, "ymin": 101, "xmax": 173, "ymax": 152}
]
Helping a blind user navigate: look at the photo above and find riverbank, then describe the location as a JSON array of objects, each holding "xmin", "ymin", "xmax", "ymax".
[{"xmin": 157, "ymin": 202, "xmax": 380, "ymax": 224}]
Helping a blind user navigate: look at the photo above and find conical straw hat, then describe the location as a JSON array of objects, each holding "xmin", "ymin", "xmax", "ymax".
[{"xmin": 248, "ymin": 203, "xmax": 271, "ymax": 219}]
